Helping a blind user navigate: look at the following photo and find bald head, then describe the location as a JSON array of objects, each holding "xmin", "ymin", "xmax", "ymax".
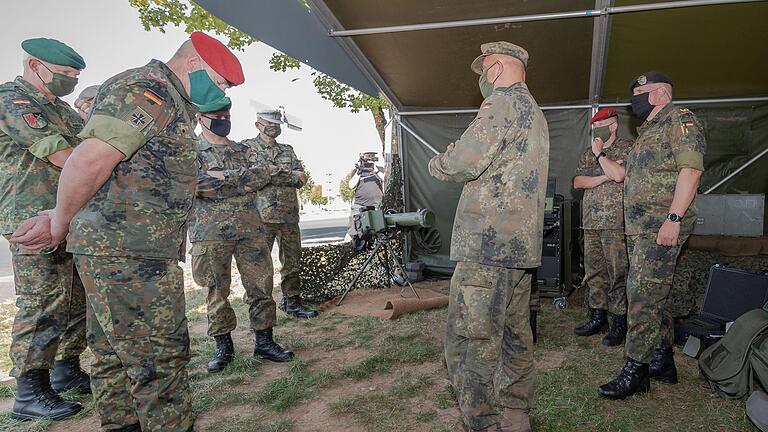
[{"xmin": 481, "ymin": 53, "xmax": 526, "ymax": 89}]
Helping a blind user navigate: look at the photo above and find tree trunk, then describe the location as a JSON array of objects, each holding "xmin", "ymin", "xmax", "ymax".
[{"xmin": 371, "ymin": 106, "xmax": 386, "ymax": 154}]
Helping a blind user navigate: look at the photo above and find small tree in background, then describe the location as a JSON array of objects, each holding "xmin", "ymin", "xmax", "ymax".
[{"xmin": 339, "ymin": 171, "xmax": 356, "ymax": 204}]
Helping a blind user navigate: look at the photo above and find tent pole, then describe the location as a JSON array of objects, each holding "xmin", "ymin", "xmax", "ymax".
[
  {"xmin": 399, "ymin": 96, "xmax": 768, "ymax": 116},
  {"xmin": 397, "ymin": 117, "xmax": 440, "ymax": 155},
  {"xmin": 588, "ymin": 0, "xmax": 613, "ymax": 107},
  {"xmin": 704, "ymin": 145, "xmax": 768, "ymax": 194},
  {"xmin": 329, "ymin": 0, "xmax": 764, "ymax": 37}
]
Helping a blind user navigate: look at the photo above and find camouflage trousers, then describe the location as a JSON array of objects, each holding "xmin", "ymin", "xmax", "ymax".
[
  {"xmin": 74, "ymin": 255, "xmax": 193, "ymax": 432},
  {"xmin": 9, "ymin": 243, "xmax": 86, "ymax": 377},
  {"xmin": 625, "ymin": 234, "xmax": 688, "ymax": 363},
  {"xmin": 444, "ymin": 261, "xmax": 534, "ymax": 431},
  {"xmin": 190, "ymin": 238, "xmax": 275, "ymax": 336},
  {"xmin": 583, "ymin": 229, "xmax": 628, "ymax": 316},
  {"xmin": 264, "ymin": 223, "xmax": 301, "ymax": 298}
]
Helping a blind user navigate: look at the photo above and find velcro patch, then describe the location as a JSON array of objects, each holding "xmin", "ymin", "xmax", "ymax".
[
  {"xmin": 124, "ymin": 106, "xmax": 153, "ymax": 131},
  {"xmin": 22, "ymin": 112, "xmax": 47, "ymax": 129}
]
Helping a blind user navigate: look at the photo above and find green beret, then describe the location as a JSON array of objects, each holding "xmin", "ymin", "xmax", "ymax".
[
  {"xmin": 199, "ymin": 96, "xmax": 232, "ymax": 113},
  {"xmin": 21, "ymin": 38, "xmax": 86, "ymax": 70},
  {"xmin": 471, "ymin": 41, "xmax": 529, "ymax": 74}
]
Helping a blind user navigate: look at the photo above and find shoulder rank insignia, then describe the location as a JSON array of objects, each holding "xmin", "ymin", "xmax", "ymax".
[
  {"xmin": 143, "ymin": 89, "xmax": 164, "ymax": 106},
  {"xmin": 146, "ymin": 71, "xmax": 167, "ymax": 84},
  {"xmin": 124, "ymin": 106, "xmax": 153, "ymax": 131},
  {"xmin": 22, "ymin": 112, "xmax": 47, "ymax": 129}
]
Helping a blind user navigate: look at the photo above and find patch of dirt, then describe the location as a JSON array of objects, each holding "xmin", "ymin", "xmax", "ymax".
[
  {"xmin": 535, "ymin": 350, "xmax": 569, "ymax": 371},
  {"xmin": 46, "ymin": 415, "xmax": 100, "ymax": 432}
]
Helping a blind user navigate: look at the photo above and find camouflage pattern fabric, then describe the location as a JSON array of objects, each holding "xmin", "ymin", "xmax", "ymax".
[
  {"xmin": 75, "ymin": 254, "xmax": 193, "ymax": 431},
  {"xmin": 189, "ymin": 136, "xmax": 270, "ymax": 243},
  {"xmin": 241, "ymin": 135, "xmax": 306, "ymax": 224},
  {"xmin": 573, "ymin": 137, "xmax": 633, "ymax": 230},
  {"xmin": 670, "ymin": 248, "xmax": 768, "ymax": 317},
  {"xmin": 444, "ymin": 262, "xmax": 534, "ymax": 430},
  {"xmin": 625, "ymin": 234, "xmax": 688, "ymax": 363},
  {"xmin": 191, "ymin": 239, "xmax": 275, "ymax": 335},
  {"xmin": 67, "ymin": 59, "xmax": 197, "ymax": 430},
  {"xmin": 0, "ymin": 77, "xmax": 82, "ymax": 234},
  {"xmin": 624, "ymin": 104, "xmax": 706, "ymax": 236},
  {"xmin": 0, "ymin": 77, "xmax": 87, "ymax": 376},
  {"xmin": 67, "ymin": 59, "xmax": 199, "ymax": 261},
  {"xmin": 428, "ymin": 83, "xmax": 550, "ymax": 268},
  {"xmin": 264, "ymin": 222, "xmax": 301, "ymax": 298},
  {"xmin": 8, "ymin": 243, "xmax": 86, "ymax": 376},
  {"xmin": 583, "ymin": 229, "xmax": 628, "ymax": 315}
]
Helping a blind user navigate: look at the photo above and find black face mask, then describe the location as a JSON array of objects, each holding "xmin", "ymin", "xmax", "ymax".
[
  {"xmin": 203, "ymin": 116, "xmax": 231, "ymax": 137},
  {"xmin": 631, "ymin": 92, "xmax": 654, "ymax": 120}
]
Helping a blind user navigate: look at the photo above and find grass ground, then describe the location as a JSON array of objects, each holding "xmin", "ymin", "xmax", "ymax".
[{"xmin": 0, "ymin": 279, "xmax": 755, "ymax": 432}]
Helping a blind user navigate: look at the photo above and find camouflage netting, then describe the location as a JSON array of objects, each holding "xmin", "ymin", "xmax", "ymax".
[
  {"xmin": 670, "ymin": 248, "xmax": 768, "ymax": 317},
  {"xmin": 299, "ymin": 155, "xmax": 405, "ymax": 303}
]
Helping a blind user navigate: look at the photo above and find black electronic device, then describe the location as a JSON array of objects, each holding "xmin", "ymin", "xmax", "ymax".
[
  {"xmin": 674, "ymin": 265, "xmax": 768, "ymax": 347},
  {"xmin": 537, "ymin": 178, "xmax": 573, "ymax": 308}
]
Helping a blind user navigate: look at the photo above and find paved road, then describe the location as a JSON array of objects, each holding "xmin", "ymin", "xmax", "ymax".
[
  {"xmin": 300, "ymin": 216, "xmax": 348, "ymax": 245},
  {"xmin": 0, "ymin": 216, "xmax": 350, "ymax": 302}
]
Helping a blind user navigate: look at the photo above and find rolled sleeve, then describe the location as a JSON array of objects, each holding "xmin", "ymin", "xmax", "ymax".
[
  {"xmin": 674, "ymin": 150, "xmax": 704, "ymax": 171},
  {"xmin": 78, "ymin": 114, "xmax": 146, "ymax": 160},
  {"xmin": 28, "ymin": 134, "xmax": 70, "ymax": 161}
]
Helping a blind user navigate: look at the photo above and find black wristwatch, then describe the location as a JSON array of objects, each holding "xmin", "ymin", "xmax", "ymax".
[
  {"xmin": 666, "ymin": 212, "xmax": 682, "ymax": 223},
  {"xmin": 595, "ymin": 151, "xmax": 606, "ymax": 162}
]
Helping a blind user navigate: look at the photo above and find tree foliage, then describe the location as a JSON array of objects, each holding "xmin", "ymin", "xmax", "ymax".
[
  {"xmin": 128, "ymin": 0, "xmax": 390, "ymax": 145},
  {"xmin": 339, "ymin": 171, "xmax": 355, "ymax": 204}
]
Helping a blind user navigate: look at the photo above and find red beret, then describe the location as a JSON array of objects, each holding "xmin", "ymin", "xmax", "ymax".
[
  {"xmin": 190, "ymin": 32, "xmax": 245, "ymax": 86},
  {"xmin": 590, "ymin": 108, "xmax": 618, "ymax": 124}
]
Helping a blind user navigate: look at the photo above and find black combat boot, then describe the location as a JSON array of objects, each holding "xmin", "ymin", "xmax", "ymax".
[
  {"xmin": 113, "ymin": 423, "xmax": 142, "ymax": 432},
  {"xmin": 597, "ymin": 357, "xmax": 651, "ymax": 400},
  {"xmin": 283, "ymin": 296, "xmax": 319, "ymax": 319},
  {"xmin": 207, "ymin": 333, "xmax": 235, "ymax": 373},
  {"xmin": 50, "ymin": 357, "xmax": 91, "ymax": 394},
  {"xmin": 529, "ymin": 310, "xmax": 538, "ymax": 344},
  {"xmin": 574, "ymin": 308, "xmax": 608, "ymax": 336},
  {"xmin": 602, "ymin": 314, "xmax": 627, "ymax": 347},
  {"xmin": 649, "ymin": 347, "xmax": 678, "ymax": 384},
  {"xmin": 254, "ymin": 328, "xmax": 294, "ymax": 362},
  {"xmin": 12, "ymin": 369, "xmax": 83, "ymax": 421}
]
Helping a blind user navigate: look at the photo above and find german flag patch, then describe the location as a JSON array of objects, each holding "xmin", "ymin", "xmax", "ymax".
[
  {"xmin": 143, "ymin": 89, "xmax": 163, "ymax": 106},
  {"xmin": 12, "ymin": 98, "xmax": 31, "ymax": 105}
]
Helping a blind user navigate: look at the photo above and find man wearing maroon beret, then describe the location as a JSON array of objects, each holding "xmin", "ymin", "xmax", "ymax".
[
  {"xmin": 572, "ymin": 108, "xmax": 631, "ymax": 347},
  {"xmin": 12, "ymin": 32, "xmax": 245, "ymax": 431}
]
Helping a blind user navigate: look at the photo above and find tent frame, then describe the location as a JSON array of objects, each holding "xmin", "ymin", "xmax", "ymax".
[{"xmin": 328, "ymin": 0, "xmax": 765, "ymax": 37}]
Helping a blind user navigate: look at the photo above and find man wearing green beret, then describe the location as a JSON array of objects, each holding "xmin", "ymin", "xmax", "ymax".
[
  {"xmin": 429, "ymin": 41, "xmax": 549, "ymax": 432},
  {"xmin": 12, "ymin": 32, "xmax": 245, "ymax": 431},
  {"xmin": 0, "ymin": 37, "xmax": 89, "ymax": 421},
  {"xmin": 189, "ymin": 100, "xmax": 296, "ymax": 374}
]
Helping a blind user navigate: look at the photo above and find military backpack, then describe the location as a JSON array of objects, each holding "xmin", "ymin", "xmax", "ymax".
[{"xmin": 698, "ymin": 302, "xmax": 768, "ymax": 399}]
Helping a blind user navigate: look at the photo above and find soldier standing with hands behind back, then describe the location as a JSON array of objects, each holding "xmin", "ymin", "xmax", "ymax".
[
  {"xmin": 598, "ymin": 71, "xmax": 705, "ymax": 400},
  {"xmin": 0, "ymin": 38, "xmax": 90, "ymax": 421},
  {"xmin": 572, "ymin": 108, "xmax": 631, "ymax": 347},
  {"xmin": 429, "ymin": 41, "xmax": 549, "ymax": 432}
]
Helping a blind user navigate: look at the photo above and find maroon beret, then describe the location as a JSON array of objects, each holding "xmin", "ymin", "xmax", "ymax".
[
  {"xmin": 591, "ymin": 108, "xmax": 618, "ymax": 124},
  {"xmin": 190, "ymin": 32, "xmax": 245, "ymax": 86}
]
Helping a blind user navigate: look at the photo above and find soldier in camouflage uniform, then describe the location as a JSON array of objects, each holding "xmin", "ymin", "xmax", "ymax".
[
  {"xmin": 429, "ymin": 42, "xmax": 549, "ymax": 432},
  {"xmin": 0, "ymin": 38, "xmax": 90, "ymax": 421},
  {"xmin": 572, "ymin": 108, "xmax": 631, "ymax": 347},
  {"xmin": 190, "ymin": 101, "xmax": 295, "ymax": 373},
  {"xmin": 12, "ymin": 32, "xmax": 244, "ymax": 431},
  {"xmin": 598, "ymin": 71, "xmax": 706, "ymax": 400},
  {"xmin": 242, "ymin": 111, "xmax": 318, "ymax": 319}
]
